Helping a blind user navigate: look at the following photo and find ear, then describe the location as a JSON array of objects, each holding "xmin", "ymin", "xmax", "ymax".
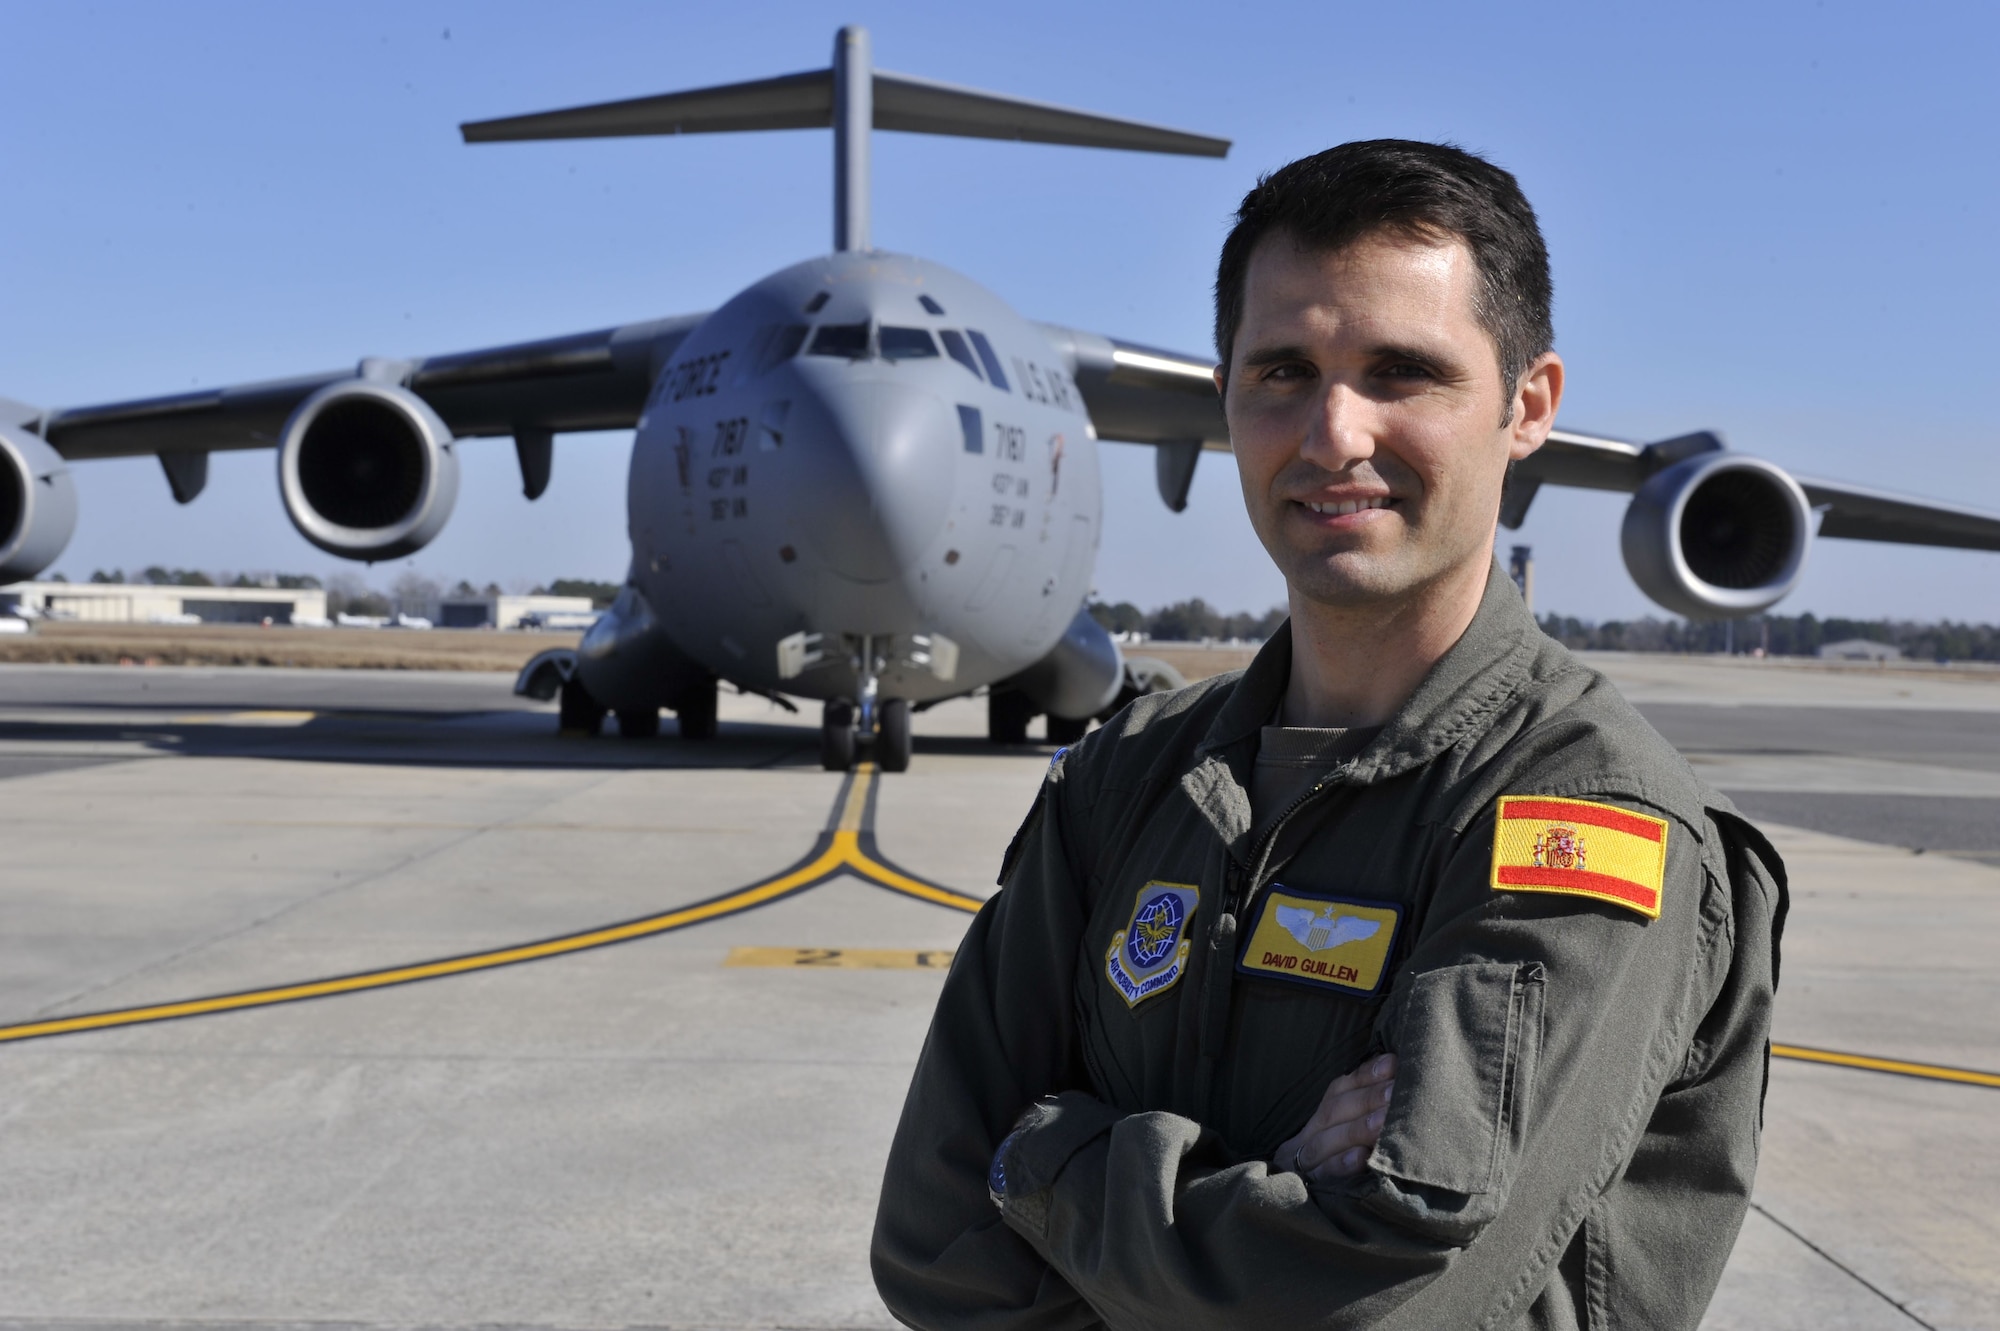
[{"xmin": 1507, "ymin": 351, "xmax": 1564, "ymax": 462}]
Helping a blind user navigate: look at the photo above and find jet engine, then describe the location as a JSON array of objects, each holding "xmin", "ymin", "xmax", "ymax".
[
  {"xmin": 277, "ymin": 380, "xmax": 459, "ymax": 560},
  {"xmin": 0, "ymin": 425, "xmax": 79, "ymax": 583},
  {"xmin": 1620, "ymin": 452, "xmax": 1813, "ymax": 618}
]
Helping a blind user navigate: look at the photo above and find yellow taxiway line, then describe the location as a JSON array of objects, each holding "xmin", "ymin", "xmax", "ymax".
[
  {"xmin": 5, "ymin": 759, "xmax": 1994, "ymax": 1098},
  {"xmin": 0, "ymin": 762, "xmax": 982, "ymax": 1046},
  {"xmin": 1771, "ymin": 1043, "xmax": 2000, "ymax": 1090}
]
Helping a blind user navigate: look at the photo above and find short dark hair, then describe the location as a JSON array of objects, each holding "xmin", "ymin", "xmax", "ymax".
[{"xmin": 1214, "ymin": 140, "xmax": 1554, "ymax": 406}]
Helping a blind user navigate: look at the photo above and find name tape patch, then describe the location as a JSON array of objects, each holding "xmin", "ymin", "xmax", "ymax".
[
  {"xmin": 1237, "ymin": 889, "xmax": 1401, "ymax": 996},
  {"xmin": 1491, "ymin": 795, "xmax": 1669, "ymax": 919},
  {"xmin": 1106, "ymin": 881, "xmax": 1200, "ymax": 1008}
]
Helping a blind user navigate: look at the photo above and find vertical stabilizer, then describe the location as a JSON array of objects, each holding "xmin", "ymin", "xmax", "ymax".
[{"xmin": 832, "ymin": 26, "xmax": 872, "ymax": 251}]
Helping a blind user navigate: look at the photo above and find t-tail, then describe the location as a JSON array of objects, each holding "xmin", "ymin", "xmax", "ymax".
[{"xmin": 460, "ymin": 25, "xmax": 1229, "ymax": 252}]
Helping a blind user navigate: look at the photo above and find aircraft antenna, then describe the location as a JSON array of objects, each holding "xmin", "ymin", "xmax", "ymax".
[{"xmin": 461, "ymin": 26, "xmax": 1228, "ymax": 255}]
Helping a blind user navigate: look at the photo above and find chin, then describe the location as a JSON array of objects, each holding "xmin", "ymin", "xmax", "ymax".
[{"xmin": 1285, "ymin": 556, "xmax": 1412, "ymax": 608}]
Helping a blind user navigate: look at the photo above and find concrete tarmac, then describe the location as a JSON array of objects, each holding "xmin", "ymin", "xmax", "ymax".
[{"xmin": 0, "ymin": 655, "xmax": 1996, "ymax": 1330}]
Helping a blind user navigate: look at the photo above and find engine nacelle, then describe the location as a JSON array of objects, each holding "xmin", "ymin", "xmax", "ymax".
[
  {"xmin": 0, "ymin": 425, "xmax": 79, "ymax": 583},
  {"xmin": 1003, "ymin": 605, "xmax": 1125, "ymax": 720},
  {"xmin": 1621, "ymin": 453, "xmax": 1812, "ymax": 618},
  {"xmin": 278, "ymin": 380, "xmax": 459, "ymax": 561}
]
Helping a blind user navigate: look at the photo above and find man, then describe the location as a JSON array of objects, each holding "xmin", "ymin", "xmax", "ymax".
[{"xmin": 872, "ymin": 140, "xmax": 1786, "ymax": 1329}]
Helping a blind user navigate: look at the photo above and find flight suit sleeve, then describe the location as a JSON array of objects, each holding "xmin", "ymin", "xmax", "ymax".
[
  {"xmin": 870, "ymin": 764, "xmax": 1105, "ymax": 1331},
  {"xmin": 987, "ymin": 795, "xmax": 1774, "ymax": 1331}
]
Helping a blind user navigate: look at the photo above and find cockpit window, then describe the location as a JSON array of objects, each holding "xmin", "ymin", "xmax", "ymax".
[
  {"xmin": 804, "ymin": 291, "xmax": 830, "ymax": 314},
  {"xmin": 808, "ymin": 323, "xmax": 871, "ymax": 359},
  {"xmin": 772, "ymin": 323, "xmax": 809, "ymax": 363},
  {"xmin": 741, "ymin": 323, "xmax": 809, "ymax": 379},
  {"xmin": 879, "ymin": 327, "xmax": 940, "ymax": 361},
  {"xmin": 967, "ymin": 330, "xmax": 1010, "ymax": 391},
  {"xmin": 918, "ymin": 294, "xmax": 946, "ymax": 315},
  {"xmin": 939, "ymin": 330, "xmax": 983, "ymax": 381}
]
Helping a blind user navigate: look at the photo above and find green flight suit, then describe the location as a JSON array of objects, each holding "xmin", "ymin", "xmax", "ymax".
[{"xmin": 873, "ymin": 564, "xmax": 1787, "ymax": 1330}]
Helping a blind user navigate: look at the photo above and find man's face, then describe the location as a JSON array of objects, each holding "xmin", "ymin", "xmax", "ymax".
[{"xmin": 1221, "ymin": 229, "xmax": 1547, "ymax": 610}]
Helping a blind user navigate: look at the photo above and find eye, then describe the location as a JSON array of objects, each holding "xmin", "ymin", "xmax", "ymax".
[
  {"xmin": 1378, "ymin": 360, "xmax": 1436, "ymax": 381},
  {"xmin": 1259, "ymin": 360, "xmax": 1314, "ymax": 382}
]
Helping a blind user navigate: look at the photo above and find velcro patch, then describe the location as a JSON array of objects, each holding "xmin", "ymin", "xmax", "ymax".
[
  {"xmin": 1237, "ymin": 889, "xmax": 1400, "ymax": 996},
  {"xmin": 1491, "ymin": 795, "xmax": 1668, "ymax": 919},
  {"xmin": 1105, "ymin": 881, "xmax": 1200, "ymax": 1008}
]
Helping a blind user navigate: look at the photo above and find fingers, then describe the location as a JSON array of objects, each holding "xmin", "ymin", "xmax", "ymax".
[
  {"xmin": 1271, "ymin": 1053, "xmax": 1397, "ymax": 1184},
  {"xmin": 1301, "ymin": 1052, "xmax": 1396, "ymax": 1138},
  {"xmin": 1296, "ymin": 1075, "xmax": 1394, "ymax": 1177}
]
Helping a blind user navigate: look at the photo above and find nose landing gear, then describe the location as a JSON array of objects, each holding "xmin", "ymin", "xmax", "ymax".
[
  {"xmin": 820, "ymin": 695, "xmax": 912, "ymax": 771},
  {"xmin": 820, "ymin": 635, "xmax": 912, "ymax": 772}
]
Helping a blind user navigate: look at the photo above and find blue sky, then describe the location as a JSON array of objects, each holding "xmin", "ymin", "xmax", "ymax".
[{"xmin": 4, "ymin": 0, "xmax": 1997, "ymax": 621}]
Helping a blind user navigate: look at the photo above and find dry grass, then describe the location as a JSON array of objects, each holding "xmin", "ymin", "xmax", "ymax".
[
  {"xmin": 1136, "ymin": 645, "xmax": 1259, "ymax": 681},
  {"xmin": 0, "ymin": 622, "xmax": 1261, "ymax": 682},
  {"xmin": 0, "ymin": 621, "xmax": 579, "ymax": 672}
]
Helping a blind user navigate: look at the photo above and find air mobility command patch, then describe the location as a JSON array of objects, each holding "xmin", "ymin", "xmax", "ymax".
[
  {"xmin": 1105, "ymin": 881, "xmax": 1200, "ymax": 1008},
  {"xmin": 1237, "ymin": 889, "xmax": 1401, "ymax": 996},
  {"xmin": 1491, "ymin": 795, "xmax": 1669, "ymax": 919}
]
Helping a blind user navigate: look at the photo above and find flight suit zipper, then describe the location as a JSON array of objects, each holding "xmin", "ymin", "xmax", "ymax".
[{"xmin": 1197, "ymin": 771, "xmax": 1357, "ymax": 1106}]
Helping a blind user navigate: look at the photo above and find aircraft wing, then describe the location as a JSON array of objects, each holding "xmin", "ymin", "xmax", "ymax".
[
  {"xmin": 1033, "ymin": 324, "xmax": 2000, "ymax": 553},
  {"xmin": 36, "ymin": 314, "xmax": 707, "ymax": 462},
  {"xmin": 1794, "ymin": 475, "xmax": 2000, "ymax": 552},
  {"xmin": 1035, "ymin": 323, "xmax": 1227, "ymax": 449},
  {"xmin": 1504, "ymin": 428, "xmax": 2000, "ymax": 553}
]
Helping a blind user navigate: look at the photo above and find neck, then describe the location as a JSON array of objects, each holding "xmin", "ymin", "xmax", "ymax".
[{"xmin": 1281, "ymin": 556, "xmax": 1494, "ymax": 729}]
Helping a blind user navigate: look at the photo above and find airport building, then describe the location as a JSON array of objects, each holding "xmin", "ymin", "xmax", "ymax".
[
  {"xmin": 0, "ymin": 580, "xmax": 328, "ymax": 625},
  {"xmin": 433, "ymin": 592, "xmax": 598, "ymax": 631}
]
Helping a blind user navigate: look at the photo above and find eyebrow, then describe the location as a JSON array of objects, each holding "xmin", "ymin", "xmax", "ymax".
[
  {"xmin": 1236, "ymin": 343, "xmax": 1313, "ymax": 372},
  {"xmin": 1235, "ymin": 340, "xmax": 1467, "ymax": 378}
]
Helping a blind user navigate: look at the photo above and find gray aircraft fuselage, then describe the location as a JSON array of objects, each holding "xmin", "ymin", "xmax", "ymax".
[{"xmin": 628, "ymin": 251, "xmax": 1101, "ymax": 706}]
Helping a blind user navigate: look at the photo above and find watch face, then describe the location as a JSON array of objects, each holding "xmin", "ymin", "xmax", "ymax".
[{"xmin": 987, "ymin": 1131, "xmax": 1014, "ymax": 1199}]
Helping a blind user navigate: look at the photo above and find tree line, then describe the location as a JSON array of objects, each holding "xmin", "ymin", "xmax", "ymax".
[
  {"xmin": 1537, "ymin": 612, "xmax": 2000, "ymax": 662},
  {"xmin": 1090, "ymin": 598, "xmax": 1288, "ymax": 643}
]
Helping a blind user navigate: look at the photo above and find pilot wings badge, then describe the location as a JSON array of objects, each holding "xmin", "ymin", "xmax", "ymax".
[
  {"xmin": 1105, "ymin": 881, "xmax": 1200, "ymax": 1008},
  {"xmin": 1275, "ymin": 904, "xmax": 1381, "ymax": 953},
  {"xmin": 1239, "ymin": 888, "xmax": 1401, "ymax": 996}
]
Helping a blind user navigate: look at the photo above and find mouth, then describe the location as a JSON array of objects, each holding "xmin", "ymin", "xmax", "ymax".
[{"xmin": 1298, "ymin": 496, "xmax": 1395, "ymax": 517}]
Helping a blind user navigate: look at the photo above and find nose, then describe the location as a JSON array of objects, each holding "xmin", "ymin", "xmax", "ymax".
[
  {"xmin": 791, "ymin": 378, "xmax": 957, "ymax": 584},
  {"xmin": 1304, "ymin": 380, "xmax": 1378, "ymax": 473}
]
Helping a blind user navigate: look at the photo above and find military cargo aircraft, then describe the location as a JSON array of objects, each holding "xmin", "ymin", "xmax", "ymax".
[{"xmin": 5, "ymin": 26, "xmax": 1998, "ymax": 771}]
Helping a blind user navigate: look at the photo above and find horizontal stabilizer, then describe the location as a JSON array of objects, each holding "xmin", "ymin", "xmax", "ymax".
[
  {"xmin": 872, "ymin": 71, "xmax": 1227, "ymax": 156},
  {"xmin": 463, "ymin": 68, "xmax": 1227, "ymax": 157},
  {"xmin": 462, "ymin": 70, "xmax": 832, "ymax": 142}
]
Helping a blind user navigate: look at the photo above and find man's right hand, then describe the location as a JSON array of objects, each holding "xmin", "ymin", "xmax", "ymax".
[{"xmin": 1272, "ymin": 1053, "xmax": 1396, "ymax": 1184}]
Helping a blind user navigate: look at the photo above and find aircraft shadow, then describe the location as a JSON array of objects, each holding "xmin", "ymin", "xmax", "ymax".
[{"xmin": 0, "ymin": 710, "xmax": 1055, "ymax": 775}]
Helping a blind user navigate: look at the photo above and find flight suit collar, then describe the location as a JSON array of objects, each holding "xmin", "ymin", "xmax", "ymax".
[{"xmin": 1182, "ymin": 562, "xmax": 1541, "ymax": 857}]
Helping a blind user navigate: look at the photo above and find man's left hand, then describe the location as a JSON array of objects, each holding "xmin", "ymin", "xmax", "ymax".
[{"xmin": 1272, "ymin": 1052, "xmax": 1396, "ymax": 1184}]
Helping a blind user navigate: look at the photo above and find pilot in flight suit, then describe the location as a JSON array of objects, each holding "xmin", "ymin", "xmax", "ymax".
[{"xmin": 871, "ymin": 137, "xmax": 1787, "ymax": 1330}]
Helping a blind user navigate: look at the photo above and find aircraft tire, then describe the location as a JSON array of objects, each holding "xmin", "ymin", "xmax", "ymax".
[
  {"xmin": 987, "ymin": 688, "xmax": 1036, "ymax": 745},
  {"xmin": 616, "ymin": 707, "xmax": 661, "ymax": 740},
  {"xmin": 676, "ymin": 681, "xmax": 719, "ymax": 740},
  {"xmin": 877, "ymin": 698, "xmax": 912, "ymax": 772},
  {"xmin": 558, "ymin": 677, "xmax": 606, "ymax": 736},
  {"xmin": 822, "ymin": 700, "xmax": 856, "ymax": 771},
  {"xmin": 1046, "ymin": 713, "xmax": 1089, "ymax": 745}
]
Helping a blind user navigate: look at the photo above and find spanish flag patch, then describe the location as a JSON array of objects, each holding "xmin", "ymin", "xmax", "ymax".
[{"xmin": 1491, "ymin": 796, "xmax": 1669, "ymax": 919}]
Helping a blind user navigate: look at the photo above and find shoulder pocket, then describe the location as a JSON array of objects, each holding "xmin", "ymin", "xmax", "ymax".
[{"xmin": 1371, "ymin": 961, "xmax": 1545, "ymax": 1201}]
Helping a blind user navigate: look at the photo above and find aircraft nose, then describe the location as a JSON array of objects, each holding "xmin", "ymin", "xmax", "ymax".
[{"xmin": 792, "ymin": 379, "xmax": 957, "ymax": 583}]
